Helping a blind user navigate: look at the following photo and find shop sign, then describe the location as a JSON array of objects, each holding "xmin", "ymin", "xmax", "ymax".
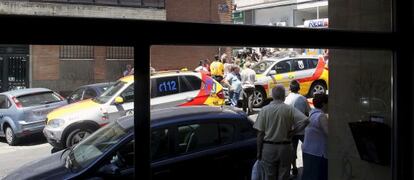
[{"xmin": 304, "ymin": 18, "xmax": 329, "ymax": 28}]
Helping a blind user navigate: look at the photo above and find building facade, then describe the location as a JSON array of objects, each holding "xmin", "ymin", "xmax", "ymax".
[
  {"xmin": 233, "ymin": 0, "xmax": 328, "ymax": 27},
  {"xmin": 0, "ymin": 0, "xmax": 233, "ymax": 95}
]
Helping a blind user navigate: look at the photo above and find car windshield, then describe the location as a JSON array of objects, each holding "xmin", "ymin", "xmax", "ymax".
[
  {"xmin": 252, "ymin": 61, "xmax": 274, "ymax": 74},
  {"xmin": 93, "ymin": 81, "xmax": 126, "ymax": 104},
  {"xmin": 66, "ymin": 121, "xmax": 128, "ymax": 171}
]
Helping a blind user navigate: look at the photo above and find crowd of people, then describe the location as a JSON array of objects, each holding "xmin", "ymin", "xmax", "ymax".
[
  {"xmin": 194, "ymin": 52, "xmax": 259, "ymax": 115},
  {"xmin": 252, "ymin": 83, "xmax": 329, "ymax": 180}
]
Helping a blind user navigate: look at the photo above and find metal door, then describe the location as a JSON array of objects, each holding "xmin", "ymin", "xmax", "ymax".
[{"xmin": 0, "ymin": 45, "xmax": 30, "ymax": 92}]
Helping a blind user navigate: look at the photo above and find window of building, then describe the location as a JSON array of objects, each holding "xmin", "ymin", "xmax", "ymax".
[
  {"xmin": 106, "ymin": 46, "xmax": 134, "ymax": 60},
  {"xmin": 60, "ymin": 45, "xmax": 94, "ymax": 60}
]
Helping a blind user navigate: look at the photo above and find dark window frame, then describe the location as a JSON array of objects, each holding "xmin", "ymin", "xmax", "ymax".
[{"xmin": 0, "ymin": 5, "xmax": 410, "ymax": 178}]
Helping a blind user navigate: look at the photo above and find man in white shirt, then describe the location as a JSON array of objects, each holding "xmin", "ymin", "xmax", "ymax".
[
  {"xmin": 240, "ymin": 62, "xmax": 256, "ymax": 115},
  {"xmin": 284, "ymin": 80, "xmax": 311, "ymax": 177}
]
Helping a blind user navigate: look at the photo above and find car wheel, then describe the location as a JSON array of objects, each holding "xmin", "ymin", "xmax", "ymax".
[
  {"xmin": 309, "ymin": 81, "xmax": 327, "ymax": 97},
  {"xmin": 66, "ymin": 128, "xmax": 93, "ymax": 148},
  {"xmin": 252, "ymin": 89, "xmax": 266, "ymax": 108},
  {"xmin": 5, "ymin": 127, "xmax": 18, "ymax": 146}
]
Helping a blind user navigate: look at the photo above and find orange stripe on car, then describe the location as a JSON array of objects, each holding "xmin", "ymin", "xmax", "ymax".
[{"xmin": 297, "ymin": 57, "xmax": 326, "ymax": 83}]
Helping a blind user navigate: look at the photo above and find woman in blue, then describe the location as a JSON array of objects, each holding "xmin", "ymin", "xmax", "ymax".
[
  {"xmin": 302, "ymin": 93, "xmax": 328, "ymax": 180},
  {"xmin": 223, "ymin": 65, "xmax": 242, "ymax": 107}
]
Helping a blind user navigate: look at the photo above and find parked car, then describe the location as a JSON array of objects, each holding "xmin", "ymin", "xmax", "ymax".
[
  {"xmin": 44, "ymin": 71, "xmax": 225, "ymax": 149},
  {"xmin": 0, "ymin": 88, "xmax": 67, "ymax": 145},
  {"xmin": 251, "ymin": 56, "xmax": 329, "ymax": 107},
  {"xmin": 66, "ymin": 82, "xmax": 114, "ymax": 104},
  {"xmin": 6, "ymin": 106, "xmax": 256, "ymax": 180}
]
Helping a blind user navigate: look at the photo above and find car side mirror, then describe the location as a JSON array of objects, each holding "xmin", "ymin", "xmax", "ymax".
[
  {"xmin": 98, "ymin": 163, "xmax": 121, "ymax": 177},
  {"xmin": 268, "ymin": 70, "xmax": 277, "ymax": 76},
  {"xmin": 114, "ymin": 96, "xmax": 124, "ymax": 105}
]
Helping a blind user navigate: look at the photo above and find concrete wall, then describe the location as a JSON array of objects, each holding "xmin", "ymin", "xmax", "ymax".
[
  {"xmin": 0, "ymin": 1, "xmax": 166, "ymax": 20},
  {"xmin": 329, "ymin": 0, "xmax": 392, "ymax": 179}
]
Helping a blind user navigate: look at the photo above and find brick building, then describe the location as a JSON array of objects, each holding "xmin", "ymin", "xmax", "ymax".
[{"xmin": 0, "ymin": 0, "xmax": 232, "ymax": 95}]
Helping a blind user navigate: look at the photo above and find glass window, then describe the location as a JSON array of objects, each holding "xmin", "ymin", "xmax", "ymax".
[
  {"xmin": 219, "ymin": 123, "xmax": 235, "ymax": 144},
  {"xmin": 252, "ymin": 61, "xmax": 274, "ymax": 74},
  {"xmin": 60, "ymin": 46, "xmax": 94, "ymax": 59},
  {"xmin": 83, "ymin": 88, "xmax": 97, "ymax": 100},
  {"xmin": 68, "ymin": 120, "xmax": 129, "ymax": 171},
  {"xmin": 179, "ymin": 75, "xmax": 202, "ymax": 93},
  {"xmin": 292, "ymin": 59, "xmax": 308, "ymax": 71},
  {"xmin": 155, "ymin": 76, "xmax": 179, "ymax": 97},
  {"xmin": 68, "ymin": 88, "xmax": 85, "ymax": 103},
  {"xmin": 151, "ymin": 128, "xmax": 169, "ymax": 160},
  {"xmin": 95, "ymin": 81, "xmax": 127, "ymax": 104},
  {"xmin": 0, "ymin": 96, "xmax": 10, "ymax": 109},
  {"xmin": 238, "ymin": 119, "xmax": 256, "ymax": 140},
  {"xmin": 17, "ymin": 92, "xmax": 62, "ymax": 107},
  {"xmin": 274, "ymin": 60, "xmax": 291, "ymax": 74},
  {"xmin": 308, "ymin": 59, "xmax": 319, "ymax": 69},
  {"xmin": 120, "ymin": 84, "xmax": 134, "ymax": 103},
  {"xmin": 177, "ymin": 123, "xmax": 219, "ymax": 154},
  {"xmin": 107, "ymin": 46, "xmax": 134, "ymax": 60}
]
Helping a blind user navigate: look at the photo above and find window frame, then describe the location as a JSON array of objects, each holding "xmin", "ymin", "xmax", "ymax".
[{"xmin": 0, "ymin": 8, "xmax": 409, "ymax": 179}]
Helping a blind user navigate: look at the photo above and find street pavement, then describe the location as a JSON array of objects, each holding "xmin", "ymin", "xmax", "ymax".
[
  {"xmin": 0, "ymin": 135, "xmax": 53, "ymax": 179},
  {"xmin": 0, "ymin": 107, "xmax": 304, "ymax": 179}
]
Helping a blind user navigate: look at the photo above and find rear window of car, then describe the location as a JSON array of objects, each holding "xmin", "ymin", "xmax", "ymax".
[{"xmin": 17, "ymin": 92, "xmax": 62, "ymax": 107}]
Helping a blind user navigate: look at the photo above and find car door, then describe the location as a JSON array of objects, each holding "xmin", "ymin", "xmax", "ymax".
[
  {"xmin": 268, "ymin": 60, "xmax": 293, "ymax": 93},
  {"xmin": 151, "ymin": 127, "xmax": 174, "ymax": 180},
  {"xmin": 164, "ymin": 121, "xmax": 230, "ymax": 179},
  {"xmin": 0, "ymin": 95, "xmax": 12, "ymax": 135},
  {"xmin": 67, "ymin": 88, "xmax": 85, "ymax": 104},
  {"xmin": 107, "ymin": 84, "xmax": 134, "ymax": 120},
  {"xmin": 291, "ymin": 58, "xmax": 313, "ymax": 81},
  {"xmin": 150, "ymin": 76, "xmax": 182, "ymax": 109}
]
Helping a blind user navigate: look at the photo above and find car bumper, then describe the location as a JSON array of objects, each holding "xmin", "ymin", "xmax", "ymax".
[
  {"xmin": 15, "ymin": 120, "xmax": 46, "ymax": 138},
  {"xmin": 43, "ymin": 126, "xmax": 64, "ymax": 149}
]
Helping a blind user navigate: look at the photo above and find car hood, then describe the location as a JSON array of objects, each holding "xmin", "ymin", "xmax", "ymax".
[
  {"xmin": 3, "ymin": 151, "xmax": 70, "ymax": 180},
  {"xmin": 47, "ymin": 99, "xmax": 100, "ymax": 122}
]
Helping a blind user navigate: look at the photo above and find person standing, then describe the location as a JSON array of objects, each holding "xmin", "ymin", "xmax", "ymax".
[
  {"xmin": 253, "ymin": 85, "xmax": 309, "ymax": 180},
  {"xmin": 195, "ymin": 60, "xmax": 208, "ymax": 72},
  {"xmin": 240, "ymin": 62, "xmax": 256, "ymax": 115},
  {"xmin": 210, "ymin": 55, "xmax": 225, "ymax": 83},
  {"xmin": 284, "ymin": 80, "xmax": 311, "ymax": 177},
  {"xmin": 123, "ymin": 64, "xmax": 134, "ymax": 76},
  {"xmin": 223, "ymin": 59, "xmax": 233, "ymax": 78},
  {"xmin": 302, "ymin": 93, "xmax": 328, "ymax": 180},
  {"xmin": 223, "ymin": 65, "xmax": 242, "ymax": 107}
]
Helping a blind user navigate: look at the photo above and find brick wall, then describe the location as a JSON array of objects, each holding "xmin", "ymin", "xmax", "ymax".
[
  {"xmin": 151, "ymin": 45, "xmax": 219, "ymax": 71},
  {"xmin": 31, "ymin": 45, "xmax": 133, "ymax": 94},
  {"xmin": 151, "ymin": 0, "xmax": 233, "ymax": 71},
  {"xmin": 32, "ymin": 45, "xmax": 60, "ymax": 80}
]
